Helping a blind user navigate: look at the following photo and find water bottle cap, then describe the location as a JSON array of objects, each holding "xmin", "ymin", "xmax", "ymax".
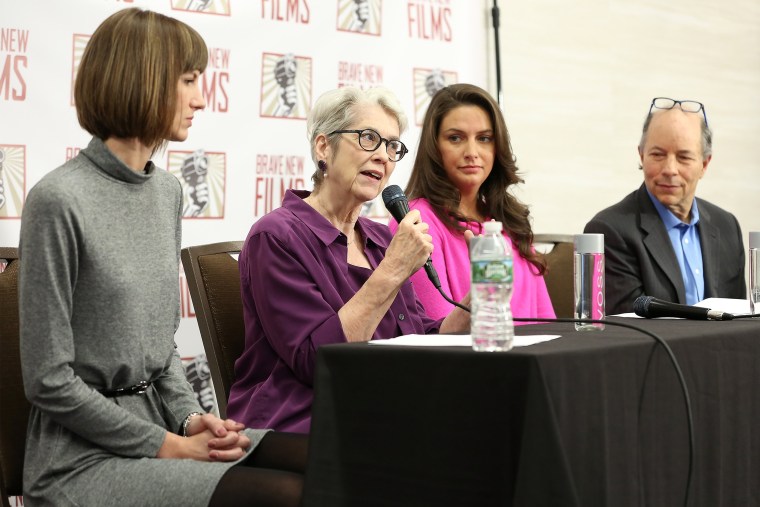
[
  {"xmin": 483, "ymin": 220, "xmax": 503, "ymax": 234},
  {"xmin": 750, "ymin": 231, "xmax": 760, "ymax": 249},
  {"xmin": 574, "ymin": 233, "xmax": 604, "ymax": 254}
]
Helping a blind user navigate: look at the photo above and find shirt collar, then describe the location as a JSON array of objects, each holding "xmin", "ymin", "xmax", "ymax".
[
  {"xmin": 646, "ymin": 187, "xmax": 700, "ymax": 229},
  {"xmin": 283, "ymin": 189, "xmax": 389, "ymax": 249},
  {"xmin": 79, "ymin": 137, "xmax": 155, "ymax": 185}
]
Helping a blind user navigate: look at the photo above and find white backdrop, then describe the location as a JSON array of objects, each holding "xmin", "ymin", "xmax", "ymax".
[{"xmin": 0, "ymin": 0, "xmax": 489, "ymax": 443}]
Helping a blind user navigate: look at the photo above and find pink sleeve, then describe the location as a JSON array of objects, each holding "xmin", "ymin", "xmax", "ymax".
[
  {"xmin": 391, "ymin": 199, "xmax": 469, "ymax": 320},
  {"xmin": 536, "ymin": 279, "xmax": 556, "ymax": 319},
  {"xmin": 391, "ymin": 199, "xmax": 556, "ymax": 322},
  {"xmin": 509, "ymin": 248, "xmax": 556, "ymax": 323}
]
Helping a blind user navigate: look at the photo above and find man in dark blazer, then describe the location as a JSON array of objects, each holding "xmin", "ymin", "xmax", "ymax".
[{"xmin": 585, "ymin": 98, "xmax": 746, "ymax": 315}]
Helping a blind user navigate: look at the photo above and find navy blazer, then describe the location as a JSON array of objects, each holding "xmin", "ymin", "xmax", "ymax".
[{"xmin": 584, "ymin": 184, "xmax": 746, "ymax": 315}]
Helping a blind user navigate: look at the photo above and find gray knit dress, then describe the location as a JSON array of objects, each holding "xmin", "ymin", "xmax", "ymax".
[{"xmin": 18, "ymin": 137, "xmax": 268, "ymax": 507}]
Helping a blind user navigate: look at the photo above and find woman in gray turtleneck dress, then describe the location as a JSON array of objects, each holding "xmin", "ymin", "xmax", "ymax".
[{"xmin": 18, "ymin": 8, "xmax": 306, "ymax": 507}]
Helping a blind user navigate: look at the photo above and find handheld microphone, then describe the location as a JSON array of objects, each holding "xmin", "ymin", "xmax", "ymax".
[
  {"xmin": 633, "ymin": 295, "xmax": 734, "ymax": 321},
  {"xmin": 381, "ymin": 185, "xmax": 442, "ymax": 289}
]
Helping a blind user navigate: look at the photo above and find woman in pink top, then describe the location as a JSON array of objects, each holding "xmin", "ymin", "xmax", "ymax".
[{"xmin": 390, "ymin": 83, "xmax": 555, "ymax": 321}]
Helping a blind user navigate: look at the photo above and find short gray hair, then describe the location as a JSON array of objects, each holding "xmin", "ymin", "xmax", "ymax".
[
  {"xmin": 306, "ymin": 86, "xmax": 408, "ymax": 189},
  {"xmin": 638, "ymin": 109, "xmax": 712, "ymax": 169}
]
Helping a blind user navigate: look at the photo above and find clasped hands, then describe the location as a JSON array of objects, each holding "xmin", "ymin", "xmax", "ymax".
[{"xmin": 158, "ymin": 412, "xmax": 251, "ymax": 462}]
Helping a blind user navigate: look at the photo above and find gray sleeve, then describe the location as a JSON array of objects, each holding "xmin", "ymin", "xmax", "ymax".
[
  {"xmin": 153, "ymin": 176, "xmax": 203, "ymax": 431},
  {"xmin": 19, "ymin": 183, "xmax": 167, "ymax": 458},
  {"xmin": 154, "ymin": 346, "xmax": 206, "ymax": 433}
]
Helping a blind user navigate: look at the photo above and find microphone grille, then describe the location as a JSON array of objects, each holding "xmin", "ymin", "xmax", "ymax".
[
  {"xmin": 632, "ymin": 295, "xmax": 653, "ymax": 315},
  {"xmin": 381, "ymin": 185, "xmax": 404, "ymax": 206}
]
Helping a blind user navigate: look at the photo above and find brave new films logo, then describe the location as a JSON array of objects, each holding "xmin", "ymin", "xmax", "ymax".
[
  {"xmin": 413, "ymin": 67, "xmax": 457, "ymax": 125},
  {"xmin": 260, "ymin": 52, "xmax": 312, "ymax": 120},
  {"xmin": 337, "ymin": 60, "xmax": 383, "ymax": 90},
  {"xmin": 260, "ymin": 0, "xmax": 310, "ymax": 24},
  {"xmin": 0, "ymin": 27, "xmax": 29, "ymax": 101},
  {"xmin": 408, "ymin": 0, "xmax": 452, "ymax": 41},
  {"xmin": 0, "ymin": 145, "xmax": 26, "ymax": 219},
  {"xmin": 168, "ymin": 149, "xmax": 227, "ymax": 218},
  {"xmin": 254, "ymin": 153, "xmax": 306, "ymax": 216},
  {"xmin": 336, "ymin": 0, "xmax": 382, "ymax": 36},
  {"xmin": 171, "ymin": 0, "xmax": 231, "ymax": 16},
  {"xmin": 203, "ymin": 47, "xmax": 231, "ymax": 113}
]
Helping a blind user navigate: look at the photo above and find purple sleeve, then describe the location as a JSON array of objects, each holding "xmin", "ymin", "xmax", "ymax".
[{"xmin": 244, "ymin": 232, "xmax": 347, "ymax": 385}]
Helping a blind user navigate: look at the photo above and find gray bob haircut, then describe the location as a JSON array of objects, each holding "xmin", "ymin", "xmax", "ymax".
[{"xmin": 306, "ymin": 86, "xmax": 408, "ymax": 189}]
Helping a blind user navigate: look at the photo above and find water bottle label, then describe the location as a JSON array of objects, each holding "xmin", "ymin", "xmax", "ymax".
[
  {"xmin": 471, "ymin": 259, "xmax": 513, "ymax": 283},
  {"xmin": 592, "ymin": 253, "xmax": 605, "ymax": 319}
]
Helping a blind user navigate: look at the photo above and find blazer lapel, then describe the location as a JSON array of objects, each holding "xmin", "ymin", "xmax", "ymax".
[
  {"xmin": 696, "ymin": 201, "xmax": 720, "ymax": 297},
  {"xmin": 637, "ymin": 187, "xmax": 687, "ymax": 303}
]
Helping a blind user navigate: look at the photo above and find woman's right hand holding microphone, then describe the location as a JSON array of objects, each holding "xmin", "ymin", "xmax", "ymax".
[{"xmin": 381, "ymin": 209, "xmax": 433, "ymax": 283}]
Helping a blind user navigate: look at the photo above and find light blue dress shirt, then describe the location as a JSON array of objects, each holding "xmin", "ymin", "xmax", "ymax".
[{"xmin": 647, "ymin": 189, "xmax": 705, "ymax": 305}]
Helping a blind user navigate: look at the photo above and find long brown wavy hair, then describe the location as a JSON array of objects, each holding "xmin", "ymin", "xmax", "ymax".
[{"xmin": 405, "ymin": 83, "xmax": 546, "ymax": 274}]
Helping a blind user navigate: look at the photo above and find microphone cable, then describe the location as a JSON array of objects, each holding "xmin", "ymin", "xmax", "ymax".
[
  {"xmin": 511, "ymin": 316, "xmax": 694, "ymax": 507},
  {"xmin": 424, "ymin": 256, "xmax": 753, "ymax": 505},
  {"xmin": 443, "ymin": 302, "xmax": 756, "ymax": 504},
  {"xmin": 424, "ymin": 288, "xmax": 696, "ymax": 507},
  {"xmin": 429, "ymin": 272, "xmax": 471, "ymax": 313},
  {"xmin": 432, "ymin": 280, "xmax": 708, "ymax": 504},
  {"xmin": 427, "ymin": 278, "xmax": 696, "ymax": 506}
]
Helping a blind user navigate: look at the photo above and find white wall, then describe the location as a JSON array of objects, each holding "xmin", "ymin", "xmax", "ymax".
[{"xmin": 490, "ymin": 0, "xmax": 760, "ymax": 248}]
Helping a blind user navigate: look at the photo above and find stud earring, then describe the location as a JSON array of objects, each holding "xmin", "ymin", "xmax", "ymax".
[{"xmin": 318, "ymin": 159, "xmax": 327, "ymax": 172}]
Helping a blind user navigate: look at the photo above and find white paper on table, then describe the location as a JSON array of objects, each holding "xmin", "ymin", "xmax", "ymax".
[
  {"xmin": 695, "ymin": 298, "xmax": 752, "ymax": 315},
  {"xmin": 368, "ymin": 334, "xmax": 561, "ymax": 347},
  {"xmin": 612, "ymin": 312, "xmax": 643, "ymax": 318}
]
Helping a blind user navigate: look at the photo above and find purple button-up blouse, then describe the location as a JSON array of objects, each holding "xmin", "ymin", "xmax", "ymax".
[{"xmin": 227, "ymin": 190, "xmax": 442, "ymax": 433}]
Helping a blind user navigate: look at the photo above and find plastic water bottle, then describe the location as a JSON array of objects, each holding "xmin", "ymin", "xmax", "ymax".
[
  {"xmin": 470, "ymin": 220, "xmax": 514, "ymax": 352},
  {"xmin": 573, "ymin": 233, "xmax": 605, "ymax": 331}
]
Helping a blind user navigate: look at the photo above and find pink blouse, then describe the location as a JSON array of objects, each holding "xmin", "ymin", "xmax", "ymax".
[{"xmin": 388, "ymin": 198, "xmax": 556, "ymax": 323}]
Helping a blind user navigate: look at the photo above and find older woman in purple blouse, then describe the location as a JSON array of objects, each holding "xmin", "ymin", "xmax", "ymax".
[{"xmin": 227, "ymin": 87, "xmax": 471, "ymax": 433}]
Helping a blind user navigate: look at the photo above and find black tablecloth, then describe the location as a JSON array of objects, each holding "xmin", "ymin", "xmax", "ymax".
[{"xmin": 303, "ymin": 317, "xmax": 760, "ymax": 507}]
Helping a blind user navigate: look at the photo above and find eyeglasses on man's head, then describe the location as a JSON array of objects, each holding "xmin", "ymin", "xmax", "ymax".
[
  {"xmin": 329, "ymin": 129, "xmax": 408, "ymax": 162},
  {"xmin": 649, "ymin": 97, "xmax": 708, "ymax": 127}
]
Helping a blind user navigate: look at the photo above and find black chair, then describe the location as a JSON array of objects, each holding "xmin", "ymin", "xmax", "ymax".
[
  {"xmin": 533, "ymin": 234, "xmax": 574, "ymax": 318},
  {"xmin": 180, "ymin": 242, "xmax": 244, "ymax": 418},
  {"xmin": 0, "ymin": 247, "xmax": 29, "ymax": 507}
]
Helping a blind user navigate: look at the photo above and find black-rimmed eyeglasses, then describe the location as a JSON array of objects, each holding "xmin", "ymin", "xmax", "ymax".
[
  {"xmin": 649, "ymin": 97, "xmax": 708, "ymax": 127},
  {"xmin": 330, "ymin": 129, "xmax": 408, "ymax": 162}
]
